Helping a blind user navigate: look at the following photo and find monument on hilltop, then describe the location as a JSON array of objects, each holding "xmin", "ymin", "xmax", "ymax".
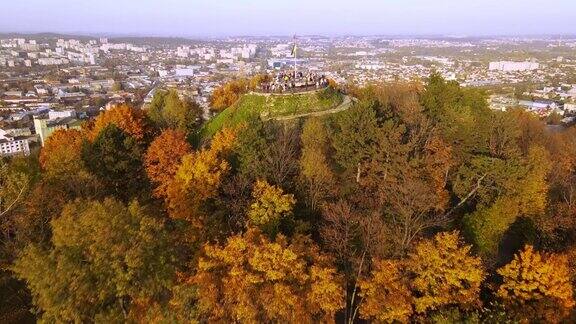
[
  {"xmin": 257, "ymin": 71, "xmax": 329, "ymax": 94},
  {"xmin": 257, "ymin": 35, "xmax": 329, "ymax": 94}
]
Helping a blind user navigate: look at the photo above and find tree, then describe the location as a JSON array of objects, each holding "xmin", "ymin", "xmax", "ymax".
[
  {"xmin": 88, "ymin": 104, "xmax": 148, "ymax": 142},
  {"xmin": 147, "ymin": 90, "xmax": 167, "ymax": 127},
  {"xmin": 38, "ymin": 128, "xmax": 103, "ymax": 198},
  {"xmin": 508, "ymin": 107, "xmax": 547, "ymax": 155},
  {"xmin": 209, "ymin": 78, "xmax": 250, "ymax": 112},
  {"xmin": 0, "ymin": 159, "xmax": 30, "ymax": 221},
  {"xmin": 349, "ymin": 111, "xmax": 452, "ymax": 253},
  {"xmin": 497, "ymin": 245, "xmax": 575, "ymax": 322},
  {"xmin": 320, "ymin": 200, "xmax": 396, "ymax": 323},
  {"xmin": 82, "ymin": 124, "xmax": 147, "ymax": 201},
  {"xmin": 249, "ymin": 73, "xmax": 270, "ymax": 89},
  {"xmin": 166, "ymin": 128, "xmax": 237, "ymax": 233},
  {"xmin": 358, "ymin": 260, "xmax": 413, "ymax": 323},
  {"xmin": 420, "ymin": 73, "xmax": 491, "ymax": 163},
  {"xmin": 247, "ymin": 180, "xmax": 295, "ymax": 236},
  {"xmin": 321, "ymin": 200, "xmax": 393, "ymax": 272},
  {"xmin": 39, "ymin": 129, "xmax": 85, "ymax": 176},
  {"xmin": 146, "ymin": 90, "xmax": 202, "ymax": 133},
  {"xmin": 372, "ymin": 132, "xmax": 452, "ymax": 252},
  {"xmin": 235, "ymin": 121, "xmax": 300, "ymax": 188},
  {"xmin": 0, "ymin": 157, "xmax": 34, "ymax": 260},
  {"xmin": 12, "ymin": 199, "xmax": 175, "ymax": 323},
  {"xmin": 300, "ymin": 117, "xmax": 335, "ymax": 210},
  {"xmin": 331, "ymin": 102, "xmax": 379, "ymax": 182},
  {"xmin": 192, "ymin": 228, "xmax": 344, "ymax": 322},
  {"xmin": 406, "ymin": 231, "xmax": 485, "ymax": 313},
  {"xmin": 330, "ymin": 88, "xmax": 453, "ymax": 256},
  {"xmin": 463, "ymin": 146, "xmax": 551, "ymax": 257},
  {"xmin": 144, "ymin": 129, "xmax": 192, "ymax": 198}
]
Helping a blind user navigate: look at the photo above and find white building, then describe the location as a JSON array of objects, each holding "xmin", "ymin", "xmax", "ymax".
[
  {"xmin": 48, "ymin": 109, "xmax": 77, "ymax": 120},
  {"xmin": 38, "ymin": 57, "xmax": 69, "ymax": 66},
  {"xmin": 174, "ymin": 68, "xmax": 195, "ymax": 77},
  {"xmin": 489, "ymin": 61, "xmax": 540, "ymax": 72},
  {"xmin": 0, "ymin": 129, "xmax": 30, "ymax": 157}
]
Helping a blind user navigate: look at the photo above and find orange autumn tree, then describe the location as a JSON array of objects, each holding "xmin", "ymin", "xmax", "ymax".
[
  {"xmin": 88, "ymin": 104, "xmax": 148, "ymax": 141},
  {"xmin": 497, "ymin": 245, "xmax": 575, "ymax": 322},
  {"xmin": 38, "ymin": 128, "xmax": 102, "ymax": 199},
  {"xmin": 209, "ymin": 79, "xmax": 250, "ymax": 112},
  {"xmin": 406, "ymin": 231, "xmax": 485, "ymax": 313},
  {"xmin": 144, "ymin": 129, "xmax": 192, "ymax": 198},
  {"xmin": 40, "ymin": 129, "xmax": 86, "ymax": 176},
  {"xmin": 192, "ymin": 228, "xmax": 344, "ymax": 323},
  {"xmin": 166, "ymin": 128, "xmax": 237, "ymax": 228},
  {"xmin": 358, "ymin": 260, "xmax": 413, "ymax": 323}
]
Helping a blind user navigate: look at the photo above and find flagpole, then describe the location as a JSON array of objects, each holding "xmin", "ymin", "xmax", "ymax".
[{"xmin": 294, "ymin": 35, "xmax": 297, "ymax": 78}]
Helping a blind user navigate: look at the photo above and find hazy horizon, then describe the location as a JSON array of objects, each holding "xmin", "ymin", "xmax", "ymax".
[{"xmin": 2, "ymin": 0, "xmax": 576, "ymax": 38}]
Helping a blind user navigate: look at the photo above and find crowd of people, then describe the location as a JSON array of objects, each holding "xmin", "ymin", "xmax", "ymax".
[{"xmin": 259, "ymin": 71, "xmax": 329, "ymax": 93}]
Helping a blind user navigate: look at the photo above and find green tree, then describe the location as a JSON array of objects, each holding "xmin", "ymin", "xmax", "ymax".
[
  {"xmin": 463, "ymin": 146, "xmax": 550, "ymax": 257},
  {"xmin": 420, "ymin": 73, "xmax": 491, "ymax": 162},
  {"xmin": 0, "ymin": 156, "xmax": 40, "ymax": 259},
  {"xmin": 331, "ymin": 102, "xmax": 379, "ymax": 182},
  {"xmin": 300, "ymin": 117, "xmax": 335, "ymax": 210},
  {"xmin": 147, "ymin": 90, "xmax": 202, "ymax": 133},
  {"xmin": 82, "ymin": 124, "xmax": 148, "ymax": 201},
  {"xmin": 147, "ymin": 90, "xmax": 167, "ymax": 127},
  {"xmin": 12, "ymin": 198, "xmax": 175, "ymax": 323}
]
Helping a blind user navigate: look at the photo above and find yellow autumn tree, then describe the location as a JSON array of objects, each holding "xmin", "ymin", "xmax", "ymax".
[
  {"xmin": 248, "ymin": 180, "xmax": 295, "ymax": 234},
  {"xmin": 192, "ymin": 228, "xmax": 344, "ymax": 323},
  {"xmin": 406, "ymin": 231, "xmax": 485, "ymax": 313},
  {"xmin": 209, "ymin": 126, "xmax": 237, "ymax": 156},
  {"xmin": 166, "ymin": 150, "xmax": 229, "ymax": 225},
  {"xmin": 358, "ymin": 259, "xmax": 413, "ymax": 323},
  {"xmin": 497, "ymin": 245, "xmax": 575, "ymax": 322},
  {"xmin": 166, "ymin": 128, "xmax": 237, "ymax": 230}
]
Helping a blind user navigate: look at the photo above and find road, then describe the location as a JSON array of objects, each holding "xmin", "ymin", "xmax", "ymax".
[{"xmin": 268, "ymin": 95, "xmax": 353, "ymax": 121}]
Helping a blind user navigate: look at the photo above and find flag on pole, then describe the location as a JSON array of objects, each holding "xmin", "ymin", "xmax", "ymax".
[{"xmin": 291, "ymin": 35, "xmax": 297, "ymax": 57}]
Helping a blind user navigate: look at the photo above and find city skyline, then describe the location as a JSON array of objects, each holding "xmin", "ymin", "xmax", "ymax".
[
  {"xmin": 3, "ymin": 2, "xmax": 576, "ymax": 322},
  {"xmin": 2, "ymin": 0, "xmax": 576, "ymax": 37}
]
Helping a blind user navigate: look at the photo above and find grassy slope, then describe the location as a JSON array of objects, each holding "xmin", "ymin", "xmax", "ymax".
[{"xmin": 200, "ymin": 89, "xmax": 343, "ymax": 139}]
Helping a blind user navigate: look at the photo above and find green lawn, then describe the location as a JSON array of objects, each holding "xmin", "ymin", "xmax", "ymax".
[{"xmin": 199, "ymin": 88, "xmax": 343, "ymax": 140}]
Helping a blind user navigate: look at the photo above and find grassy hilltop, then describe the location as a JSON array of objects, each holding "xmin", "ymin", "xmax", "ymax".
[{"xmin": 200, "ymin": 87, "xmax": 343, "ymax": 139}]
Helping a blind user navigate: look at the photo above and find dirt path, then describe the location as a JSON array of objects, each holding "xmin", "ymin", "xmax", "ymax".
[{"xmin": 268, "ymin": 95, "xmax": 353, "ymax": 121}]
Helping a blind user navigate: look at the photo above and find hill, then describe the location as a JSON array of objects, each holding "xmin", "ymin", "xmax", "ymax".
[{"xmin": 200, "ymin": 87, "xmax": 345, "ymax": 139}]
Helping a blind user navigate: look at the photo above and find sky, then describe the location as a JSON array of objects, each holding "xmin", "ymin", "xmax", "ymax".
[{"xmin": 1, "ymin": 0, "xmax": 575, "ymax": 37}]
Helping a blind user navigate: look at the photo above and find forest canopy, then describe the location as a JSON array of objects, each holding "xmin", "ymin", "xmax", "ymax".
[{"xmin": 2, "ymin": 74, "xmax": 576, "ymax": 323}]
